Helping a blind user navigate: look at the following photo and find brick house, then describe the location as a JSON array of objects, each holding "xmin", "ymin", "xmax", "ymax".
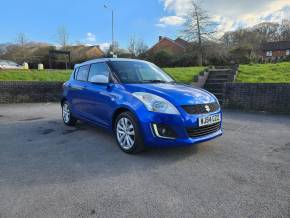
[
  {"xmin": 147, "ymin": 36, "xmax": 190, "ymax": 56},
  {"xmin": 69, "ymin": 45, "xmax": 105, "ymax": 63},
  {"xmin": 261, "ymin": 41, "xmax": 290, "ymax": 60}
]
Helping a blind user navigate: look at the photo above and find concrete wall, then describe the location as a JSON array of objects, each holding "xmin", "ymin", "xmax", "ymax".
[
  {"xmin": 191, "ymin": 71, "xmax": 209, "ymax": 88},
  {"xmin": 223, "ymin": 83, "xmax": 290, "ymax": 113},
  {"xmin": 0, "ymin": 81, "xmax": 63, "ymax": 103}
]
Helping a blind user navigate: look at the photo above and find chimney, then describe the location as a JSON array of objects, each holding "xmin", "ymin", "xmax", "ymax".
[{"xmin": 159, "ymin": 36, "xmax": 163, "ymax": 41}]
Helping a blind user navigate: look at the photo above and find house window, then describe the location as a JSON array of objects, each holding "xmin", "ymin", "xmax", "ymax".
[
  {"xmin": 266, "ymin": 51, "xmax": 272, "ymax": 57},
  {"xmin": 286, "ymin": 50, "xmax": 290, "ymax": 56}
]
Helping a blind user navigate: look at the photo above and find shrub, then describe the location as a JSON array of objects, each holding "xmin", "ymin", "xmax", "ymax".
[
  {"xmin": 149, "ymin": 50, "xmax": 174, "ymax": 67},
  {"xmin": 172, "ymin": 53, "xmax": 198, "ymax": 67}
]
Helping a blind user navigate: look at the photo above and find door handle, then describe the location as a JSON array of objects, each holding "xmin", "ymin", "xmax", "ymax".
[{"xmin": 70, "ymin": 85, "xmax": 84, "ymax": 90}]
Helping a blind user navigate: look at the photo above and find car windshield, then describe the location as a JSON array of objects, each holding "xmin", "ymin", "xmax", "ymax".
[{"xmin": 108, "ymin": 61, "xmax": 175, "ymax": 84}]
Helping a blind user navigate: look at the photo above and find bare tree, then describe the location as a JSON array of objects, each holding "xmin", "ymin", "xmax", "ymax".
[
  {"xmin": 128, "ymin": 37, "xmax": 148, "ymax": 57},
  {"xmin": 15, "ymin": 32, "xmax": 29, "ymax": 62},
  {"xmin": 56, "ymin": 26, "xmax": 70, "ymax": 68},
  {"xmin": 181, "ymin": 0, "xmax": 217, "ymax": 65},
  {"xmin": 280, "ymin": 19, "xmax": 290, "ymax": 41},
  {"xmin": 107, "ymin": 41, "xmax": 120, "ymax": 57},
  {"xmin": 57, "ymin": 26, "xmax": 70, "ymax": 49},
  {"xmin": 16, "ymin": 33, "xmax": 29, "ymax": 47},
  {"xmin": 253, "ymin": 22, "xmax": 280, "ymax": 42},
  {"xmin": 221, "ymin": 20, "xmax": 290, "ymax": 49},
  {"xmin": 128, "ymin": 37, "xmax": 137, "ymax": 57},
  {"xmin": 136, "ymin": 39, "xmax": 148, "ymax": 56}
]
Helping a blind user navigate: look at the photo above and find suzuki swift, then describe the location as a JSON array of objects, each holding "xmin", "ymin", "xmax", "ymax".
[{"xmin": 61, "ymin": 58, "xmax": 222, "ymax": 154}]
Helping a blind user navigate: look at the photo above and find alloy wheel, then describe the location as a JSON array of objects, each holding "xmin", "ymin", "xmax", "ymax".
[
  {"xmin": 116, "ymin": 117, "xmax": 135, "ymax": 150},
  {"xmin": 62, "ymin": 103, "xmax": 70, "ymax": 123}
]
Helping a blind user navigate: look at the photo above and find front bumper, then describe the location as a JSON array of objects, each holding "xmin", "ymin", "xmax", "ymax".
[{"xmin": 134, "ymin": 105, "xmax": 223, "ymax": 148}]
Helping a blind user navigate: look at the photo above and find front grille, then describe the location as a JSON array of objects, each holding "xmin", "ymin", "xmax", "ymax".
[
  {"xmin": 186, "ymin": 123, "xmax": 221, "ymax": 138},
  {"xmin": 182, "ymin": 102, "xmax": 220, "ymax": 114}
]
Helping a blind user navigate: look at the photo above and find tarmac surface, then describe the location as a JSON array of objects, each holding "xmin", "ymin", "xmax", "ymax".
[{"xmin": 0, "ymin": 103, "xmax": 289, "ymax": 217}]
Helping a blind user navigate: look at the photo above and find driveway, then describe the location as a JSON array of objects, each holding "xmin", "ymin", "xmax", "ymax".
[{"xmin": 0, "ymin": 103, "xmax": 289, "ymax": 218}]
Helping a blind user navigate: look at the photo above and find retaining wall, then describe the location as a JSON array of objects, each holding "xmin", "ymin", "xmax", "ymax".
[
  {"xmin": 1, "ymin": 81, "xmax": 290, "ymax": 114},
  {"xmin": 0, "ymin": 81, "xmax": 63, "ymax": 103},
  {"xmin": 223, "ymin": 83, "xmax": 290, "ymax": 113}
]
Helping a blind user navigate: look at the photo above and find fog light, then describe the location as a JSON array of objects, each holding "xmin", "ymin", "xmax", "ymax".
[{"xmin": 152, "ymin": 123, "xmax": 176, "ymax": 139}]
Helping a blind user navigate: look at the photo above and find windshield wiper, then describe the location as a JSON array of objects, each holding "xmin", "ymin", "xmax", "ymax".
[
  {"xmin": 169, "ymin": 81, "xmax": 187, "ymax": 85},
  {"xmin": 142, "ymin": 80, "xmax": 168, "ymax": 83}
]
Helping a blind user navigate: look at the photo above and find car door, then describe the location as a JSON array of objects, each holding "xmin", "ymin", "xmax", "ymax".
[
  {"xmin": 82, "ymin": 62, "xmax": 113, "ymax": 127},
  {"xmin": 70, "ymin": 64, "xmax": 90, "ymax": 118}
]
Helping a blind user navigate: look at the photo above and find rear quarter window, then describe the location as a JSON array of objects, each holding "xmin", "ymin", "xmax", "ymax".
[{"xmin": 73, "ymin": 68, "xmax": 79, "ymax": 79}]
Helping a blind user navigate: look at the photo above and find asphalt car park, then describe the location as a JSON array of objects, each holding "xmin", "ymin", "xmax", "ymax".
[{"xmin": 0, "ymin": 103, "xmax": 289, "ymax": 217}]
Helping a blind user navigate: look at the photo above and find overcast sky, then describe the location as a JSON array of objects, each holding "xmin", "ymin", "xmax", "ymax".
[
  {"xmin": 0, "ymin": 0, "xmax": 289, "ymax": 49},
  {"xmin": 158, "ymin": 0, "xmax": 290, "ymax": 36}
]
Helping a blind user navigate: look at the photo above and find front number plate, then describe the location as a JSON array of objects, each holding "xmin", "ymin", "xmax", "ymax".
[{"xmin": 198, "ymin": 114, "xmax": 221, "ymax": 127}]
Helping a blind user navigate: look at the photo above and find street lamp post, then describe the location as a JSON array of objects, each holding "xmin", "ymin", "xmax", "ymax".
[{"xmin": 104, "ymin": 4, "xmax": 114, "ymax": 56}]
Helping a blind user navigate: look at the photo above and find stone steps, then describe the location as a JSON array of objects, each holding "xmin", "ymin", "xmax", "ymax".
[
  {"xmin": 203, "ymin": 68, "xmax": 237, "ymax": 104},
  {"xmin": 206, "ymin": 79, "xmax": 229, "ymax": 84},
  {"xmin": 207, "ymin": 74, "xmax": 231, "ymax": 79},
  {"xmin": 206, "ymin": 78, "xmax": 229, "ymax": 84}
]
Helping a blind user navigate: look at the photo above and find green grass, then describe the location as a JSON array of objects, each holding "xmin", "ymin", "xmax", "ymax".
[
  {"xmin": 163, "ymin": 67, "xmax": 205, "ymax": 83},
  {"xmin": 1, "ymin": 63, "xmax": 289, "ymax": 83},
  {"xmin": 237, "ymin": 62, "xmax": 290, "ymax": 83},
  {"xmin": 0, "ymin": 69, "xmax": 72, "ymax": 81},
  {"xmin": 0, "ymin": 67, "xmax": 205, "ymax": 83}
]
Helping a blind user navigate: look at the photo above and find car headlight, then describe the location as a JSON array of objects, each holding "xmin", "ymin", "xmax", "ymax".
[{"xmin": 132, "ymin": 92, "xmax": 180, "ymax": 115}]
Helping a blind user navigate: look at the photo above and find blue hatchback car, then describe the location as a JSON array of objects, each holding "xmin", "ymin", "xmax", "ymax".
[{"xmin": 61, "ymin": 58, "xmax": 222, "ymax": 153}]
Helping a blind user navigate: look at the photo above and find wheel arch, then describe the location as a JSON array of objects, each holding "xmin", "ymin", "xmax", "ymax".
[
  {"xmin": 61, "ymin": 97, "xmax": 67, "ymax": 106},
  {"xmin": 112, "ymin": 107, "xmax": 132, "ymax": 130}
]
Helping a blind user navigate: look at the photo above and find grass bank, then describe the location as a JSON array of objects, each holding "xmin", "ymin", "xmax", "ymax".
[
  {"xmin": 1, "ymin": 63, "xmax": 289, "ymax": 83},
  {"xmin": 0, "ymin": 67, "xmax": 205, "ymax": 83},
  {"xmin": 163, "ymin": 67, "xmax": 205, "ymax": 83},
  {"xmin": 236, "ymin": 62, "xmax": 290, "ymax": 83},
  {"xmin": 0, "ymin": 69, "xmax": 72, "ymax": 81}
]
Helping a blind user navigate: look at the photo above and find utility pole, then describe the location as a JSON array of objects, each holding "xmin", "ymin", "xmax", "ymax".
[{"xmin": 104, "ymin": 4, "xmax": 114, "ymax": 56}]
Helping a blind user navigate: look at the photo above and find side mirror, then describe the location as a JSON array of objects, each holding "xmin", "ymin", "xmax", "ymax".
[
  {"xmin": 107, "ymin": 83, "xmax": 114, "ymax": 90},
  {"xmin": 90, "ymin": 75, "xmax": 109, "ymax": 84}
]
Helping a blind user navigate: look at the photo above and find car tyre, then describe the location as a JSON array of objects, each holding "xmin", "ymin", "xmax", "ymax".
[
  {"xmin": 115, "ymin": 111, "xmax": 145, "ymax": 154},
  {"xmin": 62, "ymin": 101, "xmax": 77, "ymax": 126}
]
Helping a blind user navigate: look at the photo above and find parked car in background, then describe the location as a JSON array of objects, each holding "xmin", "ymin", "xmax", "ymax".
[
  {"xmin": 61, "ymin": 58, "xmax": 222, "ymax": 154},
  {"xmin": 0, "ymin": 60, "xmax": 22, "ymax": 69}
]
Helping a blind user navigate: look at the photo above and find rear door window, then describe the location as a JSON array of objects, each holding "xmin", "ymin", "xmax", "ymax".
[{"xmin": 76, "ymin": 65, "xmax": 90, "ymax": 81}]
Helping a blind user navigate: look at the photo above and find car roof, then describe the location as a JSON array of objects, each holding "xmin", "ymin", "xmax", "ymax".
[
  {"xmin": 74, "ymin": 58, "xmax": 148, "ymax": 69},
  {"xmin": 0, "ymin": 60, "xmax": 18, "ymax": 65}
]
